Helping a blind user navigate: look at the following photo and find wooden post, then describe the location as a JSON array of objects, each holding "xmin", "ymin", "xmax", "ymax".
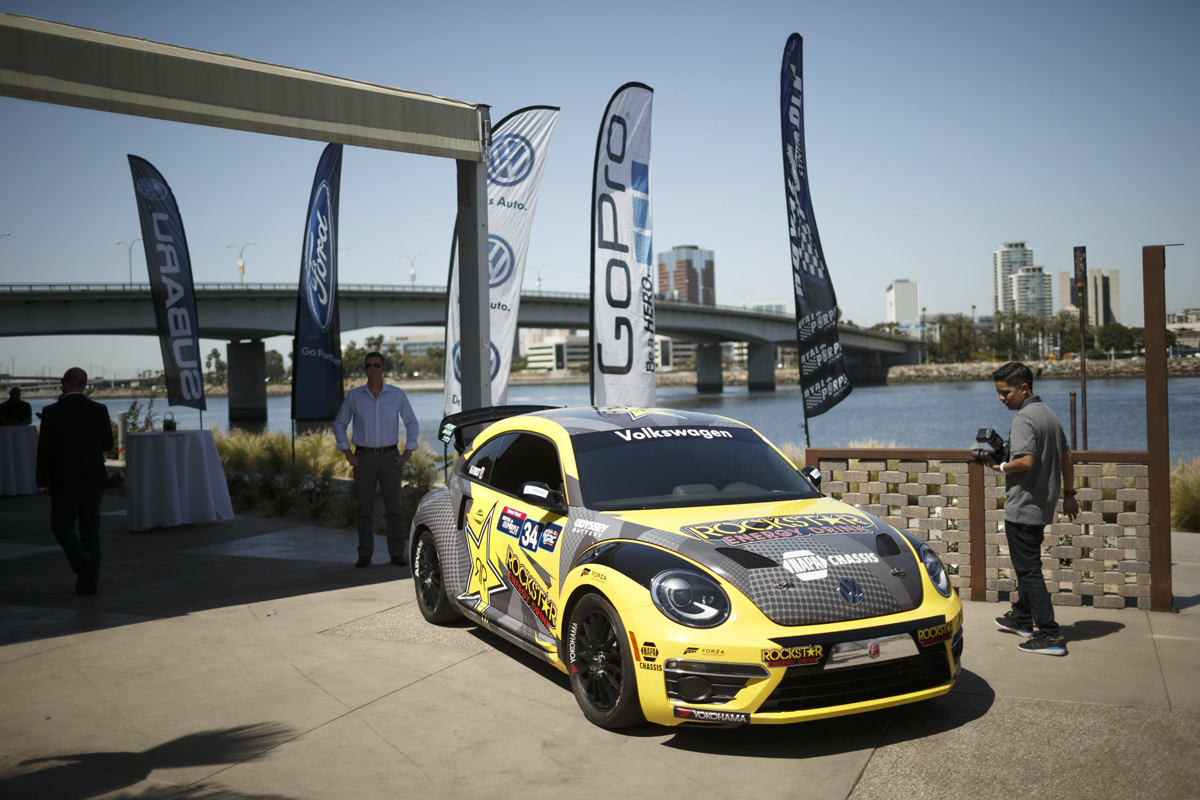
[
  {"xmin": 969, "ymin": 461, "xmax": 986, "ymax": 602},
  {"xmin": 1143, "ymin": 245, "xmax": 1173, "ymax": 611}
]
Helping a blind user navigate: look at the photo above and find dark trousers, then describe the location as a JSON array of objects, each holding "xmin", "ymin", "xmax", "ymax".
[
  {"xmin": 353, "ymin": 449, "xmax": 406, "ymax": 560},
  {"xmin": 51, "ymin": 490, "xmax": 105, "ymax": 572},
  {"xmin": 1005, "ymin": 519, "xmax": 1059, "ymax": 636}
]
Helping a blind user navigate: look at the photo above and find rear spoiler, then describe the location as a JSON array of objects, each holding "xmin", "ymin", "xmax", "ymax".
[{"xmin": 438, "ymin": 405, "xmax": 559, "ymax": 454}]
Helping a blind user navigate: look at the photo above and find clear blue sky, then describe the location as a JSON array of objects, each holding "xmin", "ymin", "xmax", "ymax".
[{"xmin": 1, "ymin": 0, "xmax": 1197, "ymax": 378}]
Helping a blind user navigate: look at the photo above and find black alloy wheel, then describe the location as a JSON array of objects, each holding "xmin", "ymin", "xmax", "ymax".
[
  {"xmin": 413, "ymin": 529, "xmax": 460, "ymax": 624},
  {"xmin": 567, "ymin": 593, "xmax": 643, "ymax": 728}
]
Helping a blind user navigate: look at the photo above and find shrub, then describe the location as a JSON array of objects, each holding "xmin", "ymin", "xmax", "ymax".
[{"xmin": 1172, "ymin": 457, "xmax": 1200, "ymax": 532}]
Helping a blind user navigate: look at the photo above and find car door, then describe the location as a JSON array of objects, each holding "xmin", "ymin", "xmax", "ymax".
[{"xmin": 456, "ymin": 433, "xmax": 514, "ymax": 619}]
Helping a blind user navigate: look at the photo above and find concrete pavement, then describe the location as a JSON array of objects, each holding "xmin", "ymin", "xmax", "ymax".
[{"xmin": 1, "ymin": 491, "xmax": 1198, "ymax": 799}]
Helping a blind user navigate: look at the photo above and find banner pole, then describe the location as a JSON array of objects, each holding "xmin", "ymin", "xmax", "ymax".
[{"xmin": 291, "ymin": 419, "xmax": 296, "ymax": 466}]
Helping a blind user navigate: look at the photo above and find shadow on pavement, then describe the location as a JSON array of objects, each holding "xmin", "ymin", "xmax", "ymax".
[
  {"xmin": 1058, "ymin": 618, "xmax": 1125, "ymax": 641},
  {"xmin": 0, "ymin": 722, "xmax": 297, "ymax": 800},
  {"xmin": 1174, "ymin": 593, "xmax": 1200, "ymax": 611}
]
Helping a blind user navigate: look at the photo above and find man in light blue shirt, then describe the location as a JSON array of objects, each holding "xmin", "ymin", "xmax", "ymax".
[{"xmin": 333, "ymin": 351, "xmax": 419, "ymax": 567}]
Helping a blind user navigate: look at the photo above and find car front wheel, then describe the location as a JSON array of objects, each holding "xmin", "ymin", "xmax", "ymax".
[
  {"xmin": 566, "ymin": 593, "xmax": 644, "ymax": 728},
  {"xmin": 412, "ymin": 528, "xmax": 460, "ymax": 624}
]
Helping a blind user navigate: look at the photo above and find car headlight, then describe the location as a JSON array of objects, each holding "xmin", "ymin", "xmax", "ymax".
[
  {"xmin": 650, "ymin": 569, "xmax": 730, "ymax": 628},
  {"xmin": 917, "ymin": 542, "xmax": 952, "ymax": 598}
]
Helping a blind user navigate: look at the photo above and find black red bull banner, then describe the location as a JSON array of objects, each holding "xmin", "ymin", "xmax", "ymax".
[
  {"xmin": 780, "ymin": 34, "xmax": 850, "ymax": 417},
  {"xmin": 127, "ymin": 156, "xmax": 206, "ymax": 410},
  {"xmin": 292, "ymin": 144, "xmax": 344, "ymax": 420}
]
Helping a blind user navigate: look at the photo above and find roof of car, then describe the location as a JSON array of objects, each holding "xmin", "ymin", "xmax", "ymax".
[{"xmin": 529, "ymin": 406, "xmax": 751, "ymax": 435}]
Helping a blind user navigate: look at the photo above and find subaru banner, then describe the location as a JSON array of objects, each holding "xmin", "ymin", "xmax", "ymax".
[
  {"xmin": 780, "ymin": 34, "xmax": 851, "ymax": 418},
  {"xmin": 127, "ymin": 155, "xmax": 206, "ymax": 410},
  {"xmin": 590, "ymin": 83, "xmax": 655, "ymax": 407},
  {"xmin": 292, "ymin": 144, "xmax": 344, "ymax": 420},
  {"xmin": 443, "ymin": 106, "xmax": 560, "ymax": 416}
]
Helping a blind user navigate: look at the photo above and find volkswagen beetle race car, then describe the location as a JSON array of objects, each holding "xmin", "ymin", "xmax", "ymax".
[{"xmin": 410, "ymin": 406, "xmax": 962, "ymax": 728}]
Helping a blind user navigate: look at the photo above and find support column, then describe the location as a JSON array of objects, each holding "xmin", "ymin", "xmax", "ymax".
[
  {"xmin": 457, "ymin": 157, "xmax": 491, "ymax": 411},
  {"xmin": 1143, "ymin": 245, "xmax": 1172, "ymax": 611},
  {"xmin": 227, "ymin": 340, "xmax": 267, "ymax": 422},
  {"xmin": 696, "ymin": 344, "xmax": 723, "ymax": 393},
  {"xmin": 747, "ymin": 342, "xmax": 776, "ymax": 391}
]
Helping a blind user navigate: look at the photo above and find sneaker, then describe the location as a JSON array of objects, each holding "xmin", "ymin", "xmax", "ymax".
[
  {"xmin": 995, "ymin": 611, "xmax": 1033, "ymax": 638},
  {"xmin": 355, "ymin": 557, "xmax": 371, "ymax": 568},
  {"xmin": 1019, "ymin": 633, "xmax": 1067, "ymax": 656}
]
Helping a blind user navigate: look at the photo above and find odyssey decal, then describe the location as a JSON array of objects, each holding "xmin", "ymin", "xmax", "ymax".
[
  {"xmin": 573, "ymin": 519, "xmax": 609, "ymax": 534},
  {"xmin": 613, "ymin": 427, "xmax": 733, "ymax": 442},
  {"xmin": 506, "ymin": 547, "xmax": 558, "ymax": 630},
  {"xmin": 762, "ymin": 644, "xmax": 823, "ymax": 668},
  {"xmin": 673, "ymin": 707, "xmax": 750, "ymax": 724},
  {"xmin": 682, "ymin": 512, "xmax": 878, "ymax": 544}
]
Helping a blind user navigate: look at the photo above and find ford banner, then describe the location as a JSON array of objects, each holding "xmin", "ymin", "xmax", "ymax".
[
  {"xmin": 292, "ymin": 144, "xmax": 344, "ymax": 421},
  {"xmin": 127, "ymin": 156, "xmax": 206, "ymax": 410},
  {"xmin": 780, "ymin": 34, "xmax": 850, "ymax": 420},
  {"xmin": 590, "ymin": 83, "xmax": 655, "ymax": 408},
  {"xmin": 443, "ymin": 106, "xmax": 560, "ymax": 416}
]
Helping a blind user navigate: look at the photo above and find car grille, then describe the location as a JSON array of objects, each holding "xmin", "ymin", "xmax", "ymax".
[{"xmin": 758, "ymin": 649, "xmax": 952, "ymax": 713}]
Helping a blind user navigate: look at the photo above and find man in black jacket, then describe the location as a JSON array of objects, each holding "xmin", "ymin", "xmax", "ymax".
[{"xmin": 36, "ymin": 368, "xmax": 113, "ymax": 595}]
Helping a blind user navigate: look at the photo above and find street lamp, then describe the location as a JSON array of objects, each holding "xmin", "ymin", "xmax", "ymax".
[
  {"xmin": 116, "ymin": 238, "xmax": 142, "ymax": 285},
  {"xmin": 537, "ymin": 263, "xmax": 551, "ymax": 291},
  {"xmin": 399, "ymin": 252, "xmax": 427, "ymax": 286},
  {"xmin": 0, "ymin": 232, "xmax": 9, "ymax": 275},
  {"xmin": 226, "ymin": 242, "xmax": 256, "ymax": 285}
]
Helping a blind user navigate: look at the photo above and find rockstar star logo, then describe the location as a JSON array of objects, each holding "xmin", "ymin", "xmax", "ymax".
[{"xmin": 459, "ymin": 502, "xmax": 509, "ymax": 612}]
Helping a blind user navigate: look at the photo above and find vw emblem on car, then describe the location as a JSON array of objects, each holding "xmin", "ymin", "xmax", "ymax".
[
  {"xmin": 837, "ymin": 578, "xmax": 864, "ymax": 606},
  {"xmin": 488, "ymin": 234, "xmax": 516, "ymax": 288},
  {"xmin": 487, "ymin": 133, "xmax": 534, "ymax": 186}
]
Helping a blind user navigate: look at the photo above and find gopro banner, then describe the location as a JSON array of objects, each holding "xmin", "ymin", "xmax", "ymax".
[
  {"xmin": 292, "ymin": 144, "xmax": 344, "ymax": 420},
  {"xmin": 590, "ymin": 83, "xmax": 655, "ymax": 407},
  {"xmin": 127, "ymin": 156, "xmax": 206, "ymax": 410},
  {"xmin": 780, "ymin": 34, "xmax": 850, "ymax": 418},
  {"xmin": 443, "ymin": 106, "xmax": 560, "ymax": 416}
]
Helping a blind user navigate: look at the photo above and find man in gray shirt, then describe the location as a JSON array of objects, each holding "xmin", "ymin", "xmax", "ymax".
[{"xmin": 990, "ymin": 362, "xmax": 1079, "ymax": 656}]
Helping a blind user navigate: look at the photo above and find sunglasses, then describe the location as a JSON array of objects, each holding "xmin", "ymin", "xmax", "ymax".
[{"xmin": 365, "ymin": 363, "xmax": 384, "ymax": 369}]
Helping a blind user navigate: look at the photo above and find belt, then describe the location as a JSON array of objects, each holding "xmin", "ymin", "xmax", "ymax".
[{"xmin": 355, "ymin": 445, "xmax": 398, "ymax": 454}]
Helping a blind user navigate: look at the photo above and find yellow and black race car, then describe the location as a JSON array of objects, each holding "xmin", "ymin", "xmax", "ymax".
[{"xmin": 410, "ymin": 406, "xmax": 962, "ymax": 728}]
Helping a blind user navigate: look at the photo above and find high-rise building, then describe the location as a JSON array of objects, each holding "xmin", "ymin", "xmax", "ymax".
[
  {"xmin": 1086, "ymin": 269, "xmax": 1120, "ymax": 325},
  {"xmin": 1056, "ymin": 271, "xmax": 1080, "ymax": 313},
  {"xmin": 885, "ymin": 279, "xmax": 919, "ymax": 326},
  {"xmin": 657, "ymin": 245, "xmax": 715, "ymax": 305},
  {"xmin": 1009, "ymin": 266, "xmax": 1053, "ymax": 318},
  {"xmin": 993, "ymin": 241, "xmax": 1033, "ymax": 314}
]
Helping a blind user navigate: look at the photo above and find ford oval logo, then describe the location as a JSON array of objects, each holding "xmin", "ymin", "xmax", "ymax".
[
  {"xmin": 304, "ymin": 181, "xmax": 336, "ymax": 332},
  {"xmin": 136, "ymin": 178, "xmax": 169, "ymax": 201},
  {"xmin": 837, "ymin": 578, "xmax": 864, "ymax": 606}
]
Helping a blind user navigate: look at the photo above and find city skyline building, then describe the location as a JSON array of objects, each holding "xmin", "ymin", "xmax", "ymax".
[
  {"xmin": 886, "ymin": 279, "xmax": 919, "ymax": 326},
  {"xmin": 993, "ymin": 241, "xmax": 1033, "ymax": 314},
  {"xmin": 1056, "ymin": 271, "xmax": 1081, "ymax": 314},
  {"xmin": 1010, "ymin": 265, "xmax": 1053, "ymax": 319},
  {"xmin": 657, "ymin": 244, "xmax": 715, "ymax": 305},
  {"xmin": 1086, "ymin": 269, "xmax": 1121, "ymax": 325}
]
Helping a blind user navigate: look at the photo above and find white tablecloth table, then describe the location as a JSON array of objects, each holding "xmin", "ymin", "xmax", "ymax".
[
  {"xmin": 126, "ymin": 430, "xmax": 234, "ymax": 531},
  {"xmin": 0, "ymin": 425, "xmax": 39, "ymax": 496}
]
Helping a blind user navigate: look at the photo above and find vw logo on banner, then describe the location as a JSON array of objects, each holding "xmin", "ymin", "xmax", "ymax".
[
  {"xmin": 452, "ymin": 341, "xmax": 501, "ymax": 382},
  {"xmin": 488, "ymin": 235, "xmax": 516, "ymax": 288},
  {"xmin": 136, "ymin": 178, "xmax": 169, "ymax": 201},
  {"xmin": 837, "ymin": 578, "xmax": 864, "ymax": 606},
  {"xmin": 487, "ymin": 134, "xmax": 535, "ymax": 186},
  {"xmin": 304, "ymin": 181, "xmax": 336, "ymax": 332}
]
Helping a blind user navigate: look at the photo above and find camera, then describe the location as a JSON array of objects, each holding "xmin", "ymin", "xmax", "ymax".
[{"xmin": 970, "ymin": 428, "xmax": 1008, "ymax": 467}]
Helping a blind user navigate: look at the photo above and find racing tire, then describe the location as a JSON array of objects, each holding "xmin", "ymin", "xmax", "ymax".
[
  {"xmin": 412, "ymin": 528, "xmax": 460, "ymax": 624},
  {"xmin": 566, "ymin": 593, "xmax": 644, "ymax": 729}
]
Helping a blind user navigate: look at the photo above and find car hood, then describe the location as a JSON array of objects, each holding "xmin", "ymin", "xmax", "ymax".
[{"xmin": 564, "ymin": 497, "xmax": 927, "ymax": 627}]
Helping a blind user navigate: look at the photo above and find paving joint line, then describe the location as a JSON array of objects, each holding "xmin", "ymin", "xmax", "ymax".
[
  {"xmin": 1146, "ymin": 609, "xmax": 1173, "ymax": 712},
  {"xmin": 845, "ymin": 706, "xmax": 896, "ymax": 800}
]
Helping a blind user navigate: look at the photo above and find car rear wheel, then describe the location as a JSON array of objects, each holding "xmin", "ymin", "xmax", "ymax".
[
  {"xmin": 566, "ymin": 593, "xmax": 644, "ymax": 728},
  {"xmin": 413, "ymin": 529, "xmax": 460, "ymax": 624}
]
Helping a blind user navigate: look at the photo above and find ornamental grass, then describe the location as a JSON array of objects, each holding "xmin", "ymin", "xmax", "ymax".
[{"xmin": 1172, "ymin": 456, "xmax": 1200, "ymax": 533}]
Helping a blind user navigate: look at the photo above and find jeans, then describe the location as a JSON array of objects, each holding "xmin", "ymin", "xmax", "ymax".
[
  {"xmin": 51, "ymin": 490, "xmax": 105, "ymax": 572},
  {"xmin": 1005, "ymin": 519, "xmax": 1059, "ymax": 636},
  {"xmin": 353, "ymin": 449, "xmax": 406, "ymax": 560}
]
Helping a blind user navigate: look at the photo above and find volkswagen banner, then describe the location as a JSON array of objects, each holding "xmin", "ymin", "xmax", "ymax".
[
  {"xmin": 780, "ymin": 34, "xmax": 850, "ymax": 418},
  {"xmin": 590, "ymin": 83, "xmax": 655, "ymax": 407},
  {"xmin": 443, "ymin": 106, "xmax": 560, "ymax": 415},
  {"xmin": 292, "ymin": 144, "xmax": 344, "ymax": 421},
  {"xmin": 127, "ymin": 156, "xmax": 206, "ymax": 410}
]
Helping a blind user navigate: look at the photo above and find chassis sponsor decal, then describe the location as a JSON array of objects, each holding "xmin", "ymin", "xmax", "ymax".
[
  {"xmin": 673, "ymin": 707, "xmax": 750, "ymax": 724},
  {"xmin": 506, "ymin": 546, "xmax": 558, "ymax": 631},
  {"xmin": 761, "ymin": 644, "xmax": 823, "ymax": 668},
  {"xmin": 916, "ymin": 622, "xmax": 953, "ymax": 647},
  {"xmin": 682, "ymin": 512, "xmax": 879, "ymax": 544}
]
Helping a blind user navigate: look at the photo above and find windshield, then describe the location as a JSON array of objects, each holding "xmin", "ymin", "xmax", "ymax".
[{"xmin": 571, "ymin": 426, "xmax": 820, "ymax": 510}]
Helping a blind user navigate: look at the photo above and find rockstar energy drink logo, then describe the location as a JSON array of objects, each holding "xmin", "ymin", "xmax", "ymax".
[
  {"xmin": 917, "ymin": 622, "xmax": 952, "ymax": 647},
  {"xmin": 683, "ymin": 513, "xmax": 875, "ymax": 545},
  {"xmin": 505, "ymin": 547, "xmax": 558, "ymax": 631},
  {"xmin": 761, "ymin": 644, "xmax": 823, "ymax": 668}
]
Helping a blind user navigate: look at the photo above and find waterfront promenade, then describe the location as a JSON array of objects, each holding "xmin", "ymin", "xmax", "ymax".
[{"xmin": 1, "ymin": 492, "xmax": 1198, "ymax": 799}]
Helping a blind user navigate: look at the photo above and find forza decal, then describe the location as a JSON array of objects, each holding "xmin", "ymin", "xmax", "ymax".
[
  {"xmin": 580, "ymin": 567, "xmax": 607, "ymax": 582},
  {"xmin": 683, "ymin": 646, "xmax": 726, "ymax": 656},
  {"xmin": 498, "ymin": 506, "xmax": 527, "ymax": 537},
  {"xmin": 505, "ymin": 546, "xmax": 558, "ymax": 630},
  {"xmin": 673, "ymin": 707, "xmax": 750, "ymax": 724},
  {"xmin": 761, "ymin": 644, "xmax": 823, "ymax": 668},
  {"xmin": 540, "ymin": 522, "xmax": 563, "ymax": 552},
  {"xmin": 613, "ymin": 427, "xmax": 733, "ymax": 442},
  {"xmin": 682, "ymin": 512, "xmax": 878, "ymax": 544},
  {"xmin": 916, "ymin": 622, "xmax": 953, "ymax": 647}
]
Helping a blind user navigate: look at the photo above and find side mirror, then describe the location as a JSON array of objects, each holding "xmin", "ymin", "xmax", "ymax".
[
  {"xmin": 801, "ymin": 465, "xmax": 822, "ymax": 490},
  {"xmin": 522, "ymin": 481, "xmax": 568, "ymax": 515}
]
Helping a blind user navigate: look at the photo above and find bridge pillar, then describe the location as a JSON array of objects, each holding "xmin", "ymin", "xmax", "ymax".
[
  {"xmin": 747, "ymin": 342, "xmax": 776, "ymax": 391},
  {"xmin": 696, "ymin": 344, "xmax": 723, "ymax": 393},
  {"xmin": 227, "ymin": 341, "xmax": 267, "ymax": 422}
]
